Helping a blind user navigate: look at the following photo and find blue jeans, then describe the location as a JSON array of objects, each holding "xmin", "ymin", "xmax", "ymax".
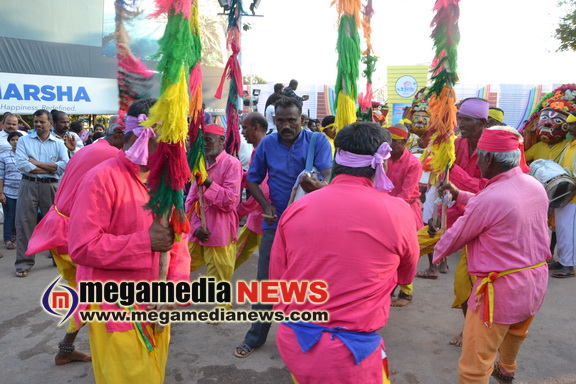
[
  {"xmin": 243, "ymin": 228, "xmax": 276, "ymax": 348},
  {"xmin": 3, "ymin": 197, "xmax": 17, "ymax": 242}
]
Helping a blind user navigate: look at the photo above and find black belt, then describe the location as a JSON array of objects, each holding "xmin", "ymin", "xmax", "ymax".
[{"xmin": 22, "ymin": 174, "xmax": 58, "ymax": 183}]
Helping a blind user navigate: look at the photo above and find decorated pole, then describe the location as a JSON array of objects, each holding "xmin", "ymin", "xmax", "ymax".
[
  {"xmin": 333, "ymin": 0, "xmax": 362, "ymax": 132},
  {"xmin": 215, "ymin": 0, "xmax": 245, "ymax": 156},
  {"xmin": 357, "ymin": 0, "xmax": 377, "ymax": 122},
  {"xmin": 142, "ymin": 0, "xmax": 200, "ymax": 324},
  {"xmin": 424, "ymin": 0, "xmax": 460, "ymax": 232}
]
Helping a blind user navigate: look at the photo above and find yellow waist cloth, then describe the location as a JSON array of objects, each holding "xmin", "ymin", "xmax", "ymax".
[{"xmin": 474, "ymin": 261, "xmax": 546, "ymax": 325}]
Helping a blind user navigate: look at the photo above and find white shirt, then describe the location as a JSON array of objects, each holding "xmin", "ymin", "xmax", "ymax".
[{"xmin": 265, "ymin": 104, "xmax": 277, "ymax": 135}]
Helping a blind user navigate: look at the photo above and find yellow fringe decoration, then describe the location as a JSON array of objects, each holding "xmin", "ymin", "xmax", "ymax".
[
  {"xmin": 190, "ymin": 1, "xmax": 200, "ymax": 38},
  {"xmin": 143, "ymin": 66, "xmax": 189, "ymax": 144},
  {"xmin": 428, "ymin": 133, "xmax": 456, "ymax": 173},
  {"xmin": 335, "ymin": 91, "xmax": 357, "ymax": 133},
  {"xmin": 331, "ymin": 0, "xmax": 362, "ymax": 28},
  {"xmin": 425, "ymin": 85, "xmax": 457, "ymax": 173}
]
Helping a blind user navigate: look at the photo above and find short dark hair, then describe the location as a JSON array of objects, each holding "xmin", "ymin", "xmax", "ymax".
[
  {"xmin": 274, "ymin": 83, "xmax": 284, "ymax": 93},
  {"xmin": 321, "ymin": 115, "xmax": 335, "ymax": 128},
  {"xmin": 334, "ymin": 122, "xmax": 391, "ymax": 178},
  {"xmin": 7, "ymin": 131, "xmax": 23, "ymax": 142},
  {"xmin": 127, "ymin": 98, "xmax": 157, "ymax": 118},
  {"xmin": 289, "ymin": 79, "xmax": 298, "ymax": 88},
  {"xmin": 274, "ymin": 96, "xmax": 302, "ymax": 114},
  {"xmin": 69, "ymin": 121, "xmax": 83, "ymax": 134},
  {"xmin": 34, "ymin": 109, "xmax": 52, "ymax": 121},
  {"xmin": 94, "ymin": 123, "xmax": 104, "ymax": 130},
  {"xmin": 250, "ymin": 114, "xmax": 268, "ymax": 131}
]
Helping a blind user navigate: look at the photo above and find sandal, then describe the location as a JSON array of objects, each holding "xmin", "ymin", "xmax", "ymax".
[
  {"xmin": 15, "ymin": 270, "xmax": 28, "ymax": 278},
  {"xmin": 492, "ymin": 362, "xmax": 514, "ymax": 383},
  {"xmin": 234, "ymin": 343, "xmax": 255, "ymax": 358},
  {"xmin": 438, "ymin": 259, "xmax": 449, "ymax": 274},
  {"xmin": 547, "ymin": 261, "xmax": 564, "ymax": 271},
  {"xmin": 551, "ymin": 267, "xmax": 575, "ymax": 278},
  {"xmin": 416, "ymin": 268, "xmax": 438, "ymax": 279},
  {"xmin": 5, "ymin": 241, "xmax": 16, "ymax": 250}
]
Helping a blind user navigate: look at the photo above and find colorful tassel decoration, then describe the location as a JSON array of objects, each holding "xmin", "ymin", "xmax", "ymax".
[
  {"xmin": 424, "ymin": 0, "xmax": 460, "ymax": 174},
  {"xmin": 357, "ymin": 0, "xmax": 377, "ymax": 122},
  {"xmin": 144, "ymin": 0, "xmax": 198, "ymax": 241},
  {"xmin": 333, "ymin": 0, "xmax": 362, "ymax": 132},
  {"xmin": 114, "ymin": 0, "xmax": 155, "ymax": 112},
  {"xmin": 214, "ymin": 0, "xmax": 245, "ymax": 156}
]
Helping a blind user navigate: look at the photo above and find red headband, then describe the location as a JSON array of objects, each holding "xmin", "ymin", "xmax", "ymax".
[
  {"xmin": 478, "ymin": 130, "xmax": 529, "ymax": 173},
  {"xmin": 204, "ymin": 124, "xmax": 225, "ymax": 136},
  {"xmin": 387, "ymin": 126, "xmax": 409, "ymax": 139}
]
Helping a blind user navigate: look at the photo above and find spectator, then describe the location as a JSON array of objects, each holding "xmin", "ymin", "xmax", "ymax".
[
  {"xmin": 0, "ymin": 131, "xmax": 23, "ymax": 250},
  {"xmin": 0, "ymin": 113, "xmax": 28, "ymax": 155}
]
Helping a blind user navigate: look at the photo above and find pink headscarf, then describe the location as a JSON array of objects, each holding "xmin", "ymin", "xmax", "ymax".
[
  {"xmin": 335, "ymin": 142, "xmax": 395, "ymax": 192},
  {"xmin": 124, "ymin": 113, "xmax": 157, "ymax": 166}
]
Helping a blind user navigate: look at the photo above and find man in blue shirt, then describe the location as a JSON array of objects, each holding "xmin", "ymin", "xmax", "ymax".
[
  {"xmin": 14, "ymin": 109, "xmax": 69, "ymax": 277},
  {"xmin": 234, "ymin": 96, "xmax": 333, "ymax": 358}
]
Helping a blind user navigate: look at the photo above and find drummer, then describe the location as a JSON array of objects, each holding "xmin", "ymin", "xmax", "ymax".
[{"xmin": 549, "ymin": 112, "xmax": 576, "ymax": 278}]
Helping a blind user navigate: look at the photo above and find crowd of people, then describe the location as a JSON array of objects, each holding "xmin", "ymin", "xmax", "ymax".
[{"xmin": 1, "ymin": 80, "xmax": 574, "ymax": 384}]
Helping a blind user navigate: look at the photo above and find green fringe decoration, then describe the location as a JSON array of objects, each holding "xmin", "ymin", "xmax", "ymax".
[
  {"xmin": 153, "ymin": 13, "xmax": 197, "ymax": 91},
  {"xmin": 334, "ymin": 14, "xmax": 361, "ymax": 109},
  {"xmin": 531, "ymin": 91, "xmax": 554, "ymax": 115},
  {"xmin": 362, "ymin": 54, "xmax": 377, "ymax": 84},
  {"xmin": 145, "ymin": 172, "xmax": 186, "ymax": 219}
]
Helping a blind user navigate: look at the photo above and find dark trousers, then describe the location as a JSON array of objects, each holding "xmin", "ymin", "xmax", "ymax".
[
  {"xmin": 15, "ymin": 179, "xmax": 57, "ymax": 271},
  {"xmin": 243, "ymin": 228, "xmax": 276, "ymax": 348},
  {"xmin": 2, "ymin": 196, "xmax": 17, "ymax": 242}
]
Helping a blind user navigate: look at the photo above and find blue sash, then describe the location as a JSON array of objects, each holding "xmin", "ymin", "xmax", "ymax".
[{"xmin": 282, "ymin": 322, "xmax": 382, "ymax": 365}]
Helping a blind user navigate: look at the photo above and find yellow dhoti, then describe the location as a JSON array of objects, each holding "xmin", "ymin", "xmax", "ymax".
[
  {"xmin": 51, "ymin": 249, "xmax": 80, "ymax": 333},
  {"xmin": 399, "ymin": 227, "xmax": 474, "ymax": 306},
  {"xmin": 189, "ymin": 242, "xmax": 236, "ymax": 283},
  {"xmin": 89, "ymin": 315, "xmax": 170, "ymax": 384},
  {"xmin": 235, "ymin": 226, "xmax": 262, "ymax": 271}
]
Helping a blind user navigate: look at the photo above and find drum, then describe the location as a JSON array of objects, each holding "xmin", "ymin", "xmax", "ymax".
[{"xmin": 529, "ymin": 159, "xmax": 576, "ymax": 209}]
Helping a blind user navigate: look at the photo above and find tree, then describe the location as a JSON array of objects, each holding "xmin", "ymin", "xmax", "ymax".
[
  {"xmin": 243, "ymin": 74, "xmax": 267, "ymax": 84},
  {"xmin": 555, "ymin": 0, "xmax": 576, "ymax": 51}
]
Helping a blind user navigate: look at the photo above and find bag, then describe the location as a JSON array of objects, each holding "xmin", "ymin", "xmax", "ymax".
[{"xmin": 288, "ymin": 132, "xmax": 321, "ymax": 205}]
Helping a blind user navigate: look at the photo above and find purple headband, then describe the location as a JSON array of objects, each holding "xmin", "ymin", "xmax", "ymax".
[
  {"xmin": 124, "ymin": 114, "xmax": 148, "ymax": 137},
  {"xmin": 334, "ymin": 142, "xmax": 394, "ymax": 192},
  {"xmin": 457, "ymin": 98, "xmax": 489, "ymax": 120}
]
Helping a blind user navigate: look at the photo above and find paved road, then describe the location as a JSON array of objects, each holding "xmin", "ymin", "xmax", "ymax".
[{"xmin": 0, "ymin": 237, "xmax": 575, "ymax": 384}]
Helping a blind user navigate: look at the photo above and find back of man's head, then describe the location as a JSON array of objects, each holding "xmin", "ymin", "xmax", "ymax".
[
  {"xmin": 289, "ymin": 79, "xmax": 298, "ymax": 88},
  {"xmin": 244, "ymin": 112, "xmax": 268, "ymax": 132},
  {"xmin": 275, "ymin": 96, "xmax": 302, "ymax": 114},
  {"xmin": 274, "ymin": 83, "xmax": 284, "ymax": 94},
  {"xmin": 334, "ymin": 122, "xmax": 391, "ymax": 178},
  {"xmin": 127, "ymin": 98, "xmax": 157, "ymax": 118},
  {"xmin": 70, "ymin": 121, "xmax": 83, "ymax": 134}
]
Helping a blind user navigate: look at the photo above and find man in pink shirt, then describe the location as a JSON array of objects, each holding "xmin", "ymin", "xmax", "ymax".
[
  {"xmin": 270, "ymin": 122, "xmax": 419, "ymax": 383},
  {"xmin": 433, "ymin": 126, "xmax": 549, "ymax": 384},
  {"xmin": 186, "ymin": 124, "xmax": 243, "ymax": 298},
  {"xmin": 236, "ymin": 112, "xmax": 270, "ymax": 270},
  {"xmin": 68, "ymin": 103, "xmax": 191, "ymax": 383},
  {"xmin": 26, "ymin": 114, "xmax": 125, "ymax": 366}
]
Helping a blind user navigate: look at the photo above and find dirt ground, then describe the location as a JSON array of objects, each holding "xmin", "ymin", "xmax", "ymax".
[{"xmin": 0, "ymin": 239, "xmax": 575, "ymax": 384}]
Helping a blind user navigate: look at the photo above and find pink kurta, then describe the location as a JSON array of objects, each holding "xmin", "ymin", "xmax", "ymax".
[
  {"xmin": 185, "ymin": 151, "xmax": 243, "ymax": 246},
  {"xmin": 26, "ymin": 139, "xmax": 120, "ymax": 255},
  {"xmin": 270, "ymin": 174, "xmax": 419, "ymax": 383},
  {"xmin": 445, "ymin": 137, "xmax": 489, "ymax": 228},
  {"xmin": 433, "ymin": 167, "xmax": 550, "ymax": 324},
  {"xmin": 387, "ymin": 148, "xmax": 423, "ymax": 229},
  {"xmin": 69, "ymin": 151, "xmax": 191, "ymax": 332}
]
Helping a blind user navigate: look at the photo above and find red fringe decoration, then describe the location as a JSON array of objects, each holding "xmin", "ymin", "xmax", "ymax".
[
  {"xmin": 170, "ymin": 207, "xmax": 190, "ymax": 235},
  {"xmin": 147, "ymin": 142, "xmax": 191, "ymax": 191}
]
